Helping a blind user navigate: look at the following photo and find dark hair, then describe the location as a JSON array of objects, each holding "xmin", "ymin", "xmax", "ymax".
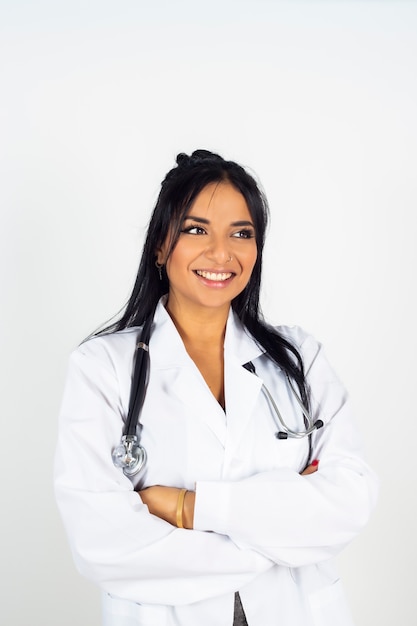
[{"xmin": 96, "ymin": 149, "xmax": 310, "ymax": 456}]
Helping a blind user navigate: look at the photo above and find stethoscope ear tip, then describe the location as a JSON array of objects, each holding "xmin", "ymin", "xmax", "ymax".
[{"xmin": 276, "ymin": 431, "xmax": 288, "ymax": 440}]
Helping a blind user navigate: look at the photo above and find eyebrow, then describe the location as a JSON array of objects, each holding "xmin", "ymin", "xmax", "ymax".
[{"xmin": 184, "ymin": 215, "xmax": 255, "ymax": 228}]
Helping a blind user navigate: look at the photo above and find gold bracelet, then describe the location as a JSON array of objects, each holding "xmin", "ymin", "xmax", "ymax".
[{"xmin": 176, "ymin": 488, "xmax": 187, "ymax": 528}]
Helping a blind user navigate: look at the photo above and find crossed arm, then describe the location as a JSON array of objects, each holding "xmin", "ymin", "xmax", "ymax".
[{"xmin": 139, "ymin": 461, "xmax": 319, "ymax": 529}]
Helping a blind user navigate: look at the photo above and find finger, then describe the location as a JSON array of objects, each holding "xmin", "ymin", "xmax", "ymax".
[{"xmin": 301, "ymin": 459, "xmax": 319, "ymax": 475}]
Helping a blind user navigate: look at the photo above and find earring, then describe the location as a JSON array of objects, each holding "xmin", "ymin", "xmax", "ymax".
[{"xmin": 155, "ymin": 261, "xmax": 164, "ymax": 280}]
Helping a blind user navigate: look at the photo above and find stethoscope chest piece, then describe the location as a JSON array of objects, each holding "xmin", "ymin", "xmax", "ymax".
[{"xmin": 112, "ymin": 434, "xmax": 147, "ymax": 477}]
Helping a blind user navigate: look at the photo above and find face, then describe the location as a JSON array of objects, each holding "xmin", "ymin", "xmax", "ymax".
[{"xmin": 157, "ymin": 182, "xmax": 257, "ymax": 316}]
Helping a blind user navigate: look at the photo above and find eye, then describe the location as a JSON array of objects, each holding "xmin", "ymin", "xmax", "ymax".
[
  {"xmin": 181, "ymin": 224, "xmax": 207, "ymax": 235},
  {"xmin": 232, "ymin": 229, "xmax": 255, "ymax": 239}
]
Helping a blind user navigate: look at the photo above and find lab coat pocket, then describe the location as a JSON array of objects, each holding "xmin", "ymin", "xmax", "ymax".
[
  {"xmin": 102, "ymin": 593, "xmax": 168, "ymax": 626},
  {"xmin": 308, "ymin": 579, "xmax": 355, "ymax": 626}
]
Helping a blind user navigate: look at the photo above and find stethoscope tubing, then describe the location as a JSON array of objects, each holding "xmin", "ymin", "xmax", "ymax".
[
  {"xmin": 243, "ymin": 361, "xmax": 323, "ymax": 440},
  {"xmin": 124, "ymin": 316, "xmax": 152, "ymax": 438}
]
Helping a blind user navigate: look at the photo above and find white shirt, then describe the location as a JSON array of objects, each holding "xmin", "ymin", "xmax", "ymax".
[{"xmin": 54, "ymin": 300, "xmax": 378, "ymax": 626}]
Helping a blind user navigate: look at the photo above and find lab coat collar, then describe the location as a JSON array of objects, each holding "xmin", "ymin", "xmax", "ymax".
[{"xmin": 149, "ymin": 297, "xmax": 265, "ymax": 368}]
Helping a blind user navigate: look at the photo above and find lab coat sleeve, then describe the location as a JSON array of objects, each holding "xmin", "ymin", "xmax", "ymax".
[
  {"xmin": 193, "ymin": 331, "xmax": 379, "ymax": 567},
  {"xmin": 54, "ymin": 346, "xmax": 273, "ymax": 606}
]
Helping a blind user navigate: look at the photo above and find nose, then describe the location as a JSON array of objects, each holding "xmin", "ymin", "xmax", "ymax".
[{"xmin": 204, "ymin": 236, "xmax": 232, "ymax": 265}]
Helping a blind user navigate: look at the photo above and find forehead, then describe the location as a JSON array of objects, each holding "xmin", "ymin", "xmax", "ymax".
[{"xmin": 187, "ymin": 182, "xmax": 251, "ymax": 219}]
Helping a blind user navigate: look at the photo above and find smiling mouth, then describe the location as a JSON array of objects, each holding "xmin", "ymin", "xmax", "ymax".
[{"xmin": 194, "ymin": 270, "xmax": 233, "ymax": 282}]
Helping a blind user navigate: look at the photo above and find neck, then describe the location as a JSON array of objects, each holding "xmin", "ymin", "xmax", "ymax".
[{"xmin": 164, "ymin": 299, "xmax": 230, "ymax": 347}]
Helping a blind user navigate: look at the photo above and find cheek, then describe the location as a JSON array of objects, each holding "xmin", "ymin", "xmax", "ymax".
[
  {"xmin": 245, "ymin": 245, "xmax": 258, "ymax": 274},
  {"xmin": 165, "ymin": 246, "xmax": 187, "ymax": 279}
]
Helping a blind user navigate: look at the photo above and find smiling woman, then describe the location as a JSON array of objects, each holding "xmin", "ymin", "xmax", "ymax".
[{"xmin": 54, "ymin": 149, "xmax": 378, "ymax": 626}]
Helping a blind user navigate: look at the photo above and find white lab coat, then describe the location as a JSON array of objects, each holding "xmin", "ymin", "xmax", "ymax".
[{"xmin": 54, "ymin": 300, "xmax": 378, "ymax": 626}]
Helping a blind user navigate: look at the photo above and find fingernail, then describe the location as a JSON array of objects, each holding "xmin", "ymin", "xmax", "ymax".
[{"xmin": 312, "ymin": 459, "xmax": 319, "ymax": 467}]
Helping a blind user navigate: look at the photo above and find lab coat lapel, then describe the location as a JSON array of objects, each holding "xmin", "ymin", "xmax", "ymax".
[
  {"xmin": 149, "ymin": 301, "xmax": 227, "ymax": 446},
  {"xmin": 172, "ymin": 369, "xmax": 227, "ymax": 445},
  {"xmin": 223, "ymin": 312, "xmax": 265, "ymax": 456}
]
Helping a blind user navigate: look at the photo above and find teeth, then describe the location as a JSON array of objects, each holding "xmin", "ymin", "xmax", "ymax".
[{"xmin": 196, "ymin": 270, "xmax": 232, "ymax": 281}]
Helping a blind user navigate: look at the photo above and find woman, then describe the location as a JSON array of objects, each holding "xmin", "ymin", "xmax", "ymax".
[{"xmin": 54, "ymin": 149, "xmax": 378, "ymax": 626}]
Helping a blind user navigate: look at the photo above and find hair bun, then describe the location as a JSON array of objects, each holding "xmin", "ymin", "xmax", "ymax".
[
  {"xmin": 190, "ymin": 149, "xmax": 223, "ymax": 162},
  {"xmin": 176, "ymin": 149, "xmax": 224, "ymax": 168},
  {"xmin": 176, "ymin": 152, "xmax": 190, "ymax": 167}
]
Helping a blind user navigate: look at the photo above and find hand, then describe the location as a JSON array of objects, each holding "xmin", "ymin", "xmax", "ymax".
[
  {"xmin": 300, "ymin": 459, "xmax": 319, "ymax": 476},
  {"xmin": 139, "ymin": 485, "xmax": 195, "ymax": 529}
]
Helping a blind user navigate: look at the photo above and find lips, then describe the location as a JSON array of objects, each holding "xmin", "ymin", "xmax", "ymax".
[{"xmin": 194, "ymin": 270, "xmax": 233, "ymax": 282}]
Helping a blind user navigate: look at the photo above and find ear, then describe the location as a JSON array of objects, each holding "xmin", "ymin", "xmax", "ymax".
[{"xmin": 155, "ymin": 244, "xmax": 167, "ymax": 265}]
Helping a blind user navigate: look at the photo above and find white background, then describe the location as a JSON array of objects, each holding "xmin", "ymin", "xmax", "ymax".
[{"xmin": 1, "ymin": 1, "xmax": 416, "ymax": 624}]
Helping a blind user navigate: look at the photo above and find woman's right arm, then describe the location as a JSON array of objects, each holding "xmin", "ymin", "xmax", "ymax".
[{"xmin": 54, "ymin": 349, "xmax": 273, "ymax": 607}]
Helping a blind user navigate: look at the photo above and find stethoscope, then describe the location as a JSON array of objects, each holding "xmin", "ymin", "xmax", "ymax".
[{"xmin": 112, "ymin": 318, "xmax": 324, "ymax": 476}]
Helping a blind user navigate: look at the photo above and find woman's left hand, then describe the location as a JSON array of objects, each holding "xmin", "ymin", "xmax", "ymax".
[
  {"xmin": 139, "ymin": 486, "xmax": 195, "ymax": 529},
  {"xmin": 300, "ymin": 460, "xmax": 319, "ymax": 476}
]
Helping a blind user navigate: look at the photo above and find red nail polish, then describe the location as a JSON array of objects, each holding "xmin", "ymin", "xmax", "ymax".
[{"xmin": 312, "ymin": 459, "xmax": 319, "ymax": 466}]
